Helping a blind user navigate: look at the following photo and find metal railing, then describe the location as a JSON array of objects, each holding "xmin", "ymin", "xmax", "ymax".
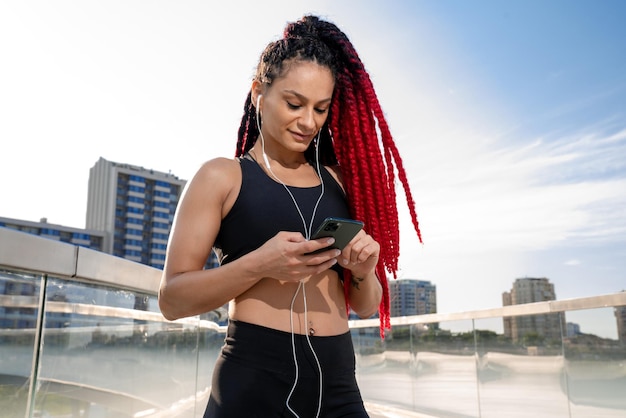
[{"xmin": 1, "ymin": 227, "xmax": 625, "ymax": 417}]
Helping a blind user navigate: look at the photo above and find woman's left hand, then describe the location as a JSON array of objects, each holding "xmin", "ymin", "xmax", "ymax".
[{"xmin": 338, "ymin": 230, "xmax": 380, "ymax": 278}]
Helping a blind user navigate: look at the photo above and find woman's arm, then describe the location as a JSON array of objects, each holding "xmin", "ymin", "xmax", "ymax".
[{"xmin": 158, "ymin": 158, "xmax": 254, "ymax": 320}]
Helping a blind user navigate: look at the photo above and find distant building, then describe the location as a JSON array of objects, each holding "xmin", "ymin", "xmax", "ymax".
[
  {"xmin": 389, "ymin": 279, "xmax": 437, "ymax": 317},
  {"xmin": 0, "ymin": 216, "xmax": 105, "ymax": 251},
  {"xmin": 0, "ymin": 272, "xmax": 39, "ymax": 330},
  {"xmin": 86, "ymin": 157, "xmax": 187, "ymax": 269},
  {"xmin": 502, "ymin": 277, "xmax": 565, "ymax": 343},
  {"xmin": 566, "ymin": 322, "xmax": 581, "ymax": 337}
]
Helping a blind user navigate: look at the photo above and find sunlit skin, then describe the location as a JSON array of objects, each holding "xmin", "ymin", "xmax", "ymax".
[{"xmin": 158, "ymin": 60, "xmax": 382, "ymax": 336}]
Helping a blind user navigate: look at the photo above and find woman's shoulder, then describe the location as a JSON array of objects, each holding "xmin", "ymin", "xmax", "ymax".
[
  {"xmin": 182, "ymin": 157, "xmax": 243, "ymax": 213},
  {"xmin": 195, "ymin": 157, "xmax": 241, "ymax": 177},
  {"xmin": 188, "ymin": 157, "xmax": 242, "ymax": 191}
]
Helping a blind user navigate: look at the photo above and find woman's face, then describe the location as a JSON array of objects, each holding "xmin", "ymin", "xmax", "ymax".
[{"xmin": 256, "ymin": 60, "xmax": 335, "ymax": 155}]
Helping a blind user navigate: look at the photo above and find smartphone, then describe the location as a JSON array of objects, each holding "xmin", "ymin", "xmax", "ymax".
[{"xmin": 306, "ymin": 217, "xmax": 364, "ymax": 254}]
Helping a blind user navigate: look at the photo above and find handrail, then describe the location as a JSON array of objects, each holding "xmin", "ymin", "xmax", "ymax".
[
  {"xmin": 0, "ymin": 227, "xmax": 161, "ymax": 294},
  {"xmin": 350, "ymin": 291, "xmax": 626, "ymax": 329}
]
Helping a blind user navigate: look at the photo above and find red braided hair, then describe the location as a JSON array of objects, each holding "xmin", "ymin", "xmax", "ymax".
[{"xmin": 235, "ymin": 15, "xmax": 422, "ymax": 337}]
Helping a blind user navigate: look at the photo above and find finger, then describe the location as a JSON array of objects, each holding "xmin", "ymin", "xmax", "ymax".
[
  {"xmin": 341, "ymin": 250, "xmax": 357, "ymax": 267},
  {"xmin": 302, "ymin": 237, "xmax": 336, "ymax": 255},
  {"xmin": 300, "ymin": 257, "xmax": 339, "ymax": 278},
  {"xmin": 305, "ymin": 249, "xmax": 341, "ymax": 267},
  {"xmin": 346, "ymin": 239, "xmax": 377, "ymax": 265},
  {"xmin": 347, "ymin": 238, "xmax": 368, "ymax": 264},
  {"xmin": 318, "ymin": 257, "xmax": 338, "ymax": 272},
  {"xmin": 282, "ymin": 231, "xmax": 307, "ymax": 243},
  {"xmin": 356, "ymin": 245, "xmax": 374, "ymax": 264}
]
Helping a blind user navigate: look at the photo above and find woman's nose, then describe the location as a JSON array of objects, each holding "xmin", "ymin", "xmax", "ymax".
[{"xmin": 298, "ymin": 108, "xmax": 316, "ymax": 132}]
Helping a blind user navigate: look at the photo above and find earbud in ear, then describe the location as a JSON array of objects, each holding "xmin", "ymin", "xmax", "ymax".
[{"xmin": 256, "ymin": 95, "xmax": 262, "ymax": 110}]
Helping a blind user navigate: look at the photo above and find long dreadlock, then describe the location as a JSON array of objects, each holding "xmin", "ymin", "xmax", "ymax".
[{"xmin": 235, "ymin": 15, "xmax": 422, "ymax": 337}]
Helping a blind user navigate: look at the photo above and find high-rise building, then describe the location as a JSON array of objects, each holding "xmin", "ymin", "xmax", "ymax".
[
  {"xmin": 389, "ymin": 279, "xmax": 437, "ymax": 317},
  {"xmin": 502, "ymin": 277, "xmax": 565, "ymax": 343},
  {"xmin": 86, "ymin": 157, "xmax": 187, "ymax": 269}
]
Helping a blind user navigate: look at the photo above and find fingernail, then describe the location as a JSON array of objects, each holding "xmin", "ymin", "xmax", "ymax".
[
  {"xmin": 334, "ymin": 250, "xmax": 341, "ymax": 257},
  {"xmin": 342, "ymin": 259, "xmax": 349, "ymax": 265},
  {"xmin": 327, "ymin": 237, "xmax": 335, "ymax": 244}
]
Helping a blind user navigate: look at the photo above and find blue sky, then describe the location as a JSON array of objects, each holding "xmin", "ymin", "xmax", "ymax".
[{"xmin": 1, "ymin": 1, "xmax": 624, "ymax": 336}]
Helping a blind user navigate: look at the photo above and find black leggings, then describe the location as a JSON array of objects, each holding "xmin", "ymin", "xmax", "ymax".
[{"xmin": 204, "ymin": 320, "xmax": 369, "ymax": 418}]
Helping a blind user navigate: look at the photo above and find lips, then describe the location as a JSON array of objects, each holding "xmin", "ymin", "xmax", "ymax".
[{"xmin": 290, "ymin": 131, "xmax": 313, "ymax": 142}]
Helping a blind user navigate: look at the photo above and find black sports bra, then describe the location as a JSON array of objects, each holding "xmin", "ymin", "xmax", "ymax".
[{"xmin": 214, "ymin": 154, "xmax": 351, "ymax": 275}]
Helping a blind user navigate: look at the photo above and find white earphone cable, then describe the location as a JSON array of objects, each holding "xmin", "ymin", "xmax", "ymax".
[
  {"xmin": 302, "ymin": 283, "xmax": 324, "ymax": 417},
  {"xmin": 256, "ymin": 99, "xmax": 324, "ymax": 417},
  {"xmin": 285, "ymin": 282, "xmax": 302, "ymax": 417}
]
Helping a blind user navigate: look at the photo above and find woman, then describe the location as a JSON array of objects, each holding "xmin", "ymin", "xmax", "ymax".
[{"xmin": 159, "ymin": 15, "xmax": 421, "ymax": 418}]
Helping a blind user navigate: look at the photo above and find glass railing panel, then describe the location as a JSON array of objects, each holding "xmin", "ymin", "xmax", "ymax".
[
  {"xmin": 474, "ymin": 314, "xmax": 568, "ymax": 417},
  {"xmin": 411, "ymin": 319, "xmax": 480, "ymax": 418},
  {"xmin": 0, "ymin": 269, "xmax": 43, "ymax": 418},
  {"xmin": 563, "ymin": 306, "xmax": 626, "ymax": 418},
  {"xmin": 193, "ymin": 325, "xmax": 227, "ymax": 416},
  {"xmin": 31, "ymin": 277, "xmax": 216, "ymax": 418},
  {"xmin": 353, "ymin": 323, "xmax": 416, "ymax": 412}
]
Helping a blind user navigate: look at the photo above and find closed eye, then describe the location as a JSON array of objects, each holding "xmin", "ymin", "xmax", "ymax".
[{"xmin": 287, "ymin": 101, "xmax": 328, "ymax": 114}]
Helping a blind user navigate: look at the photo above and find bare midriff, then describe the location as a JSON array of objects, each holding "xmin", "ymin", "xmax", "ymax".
[{"xmin": 229, "ymin": 269, "xmax": 349, "ymax": 336}]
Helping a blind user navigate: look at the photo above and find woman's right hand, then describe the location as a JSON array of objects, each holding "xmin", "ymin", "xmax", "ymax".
[{"xmin": 253, "ymin": 231, "xmax": 340, "ymax": 283}]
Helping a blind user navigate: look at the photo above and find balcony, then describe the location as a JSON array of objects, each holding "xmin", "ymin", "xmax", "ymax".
[{"xmin": 1, "ymin": 227, "xmax": 625, "ymax": 417}]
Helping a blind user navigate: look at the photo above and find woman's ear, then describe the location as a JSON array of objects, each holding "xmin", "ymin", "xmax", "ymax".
[{"xmin": 251, "ymin": 81, "xmax": 263, "ymax": 110}]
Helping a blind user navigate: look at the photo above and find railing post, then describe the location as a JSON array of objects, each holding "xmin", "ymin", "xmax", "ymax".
[
  {"xmin": 25, "ymin": 274, "xmax": 47, "ymax": 418},
  {"xmin": 473, "ymin": 319, "xmax": 482, "ymax": 418}
]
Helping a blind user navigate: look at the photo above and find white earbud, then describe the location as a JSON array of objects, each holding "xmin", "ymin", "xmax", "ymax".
[{"xmin": 255, "ymin": 94, "xmax": 271, "ymax": 170}]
